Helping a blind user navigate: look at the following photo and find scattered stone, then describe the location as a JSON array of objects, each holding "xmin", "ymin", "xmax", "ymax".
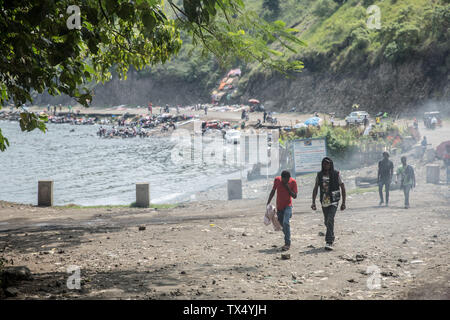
[
  {"xmin": 432, "ymin": 235, "xmax": 438, "ymax": 238},
  {"xmin": 398, "ymin": 258, "xmax": 408, "ymax": 263},
  {"xmin": 410, "ymin": 260, "xmax": 424, "ymax": 264},
  {"xmin": 381, "ymin": 271, "xmax": 398, "ymax": 277},
  {"xmin": 281, "ymin": 254, "xmax": 291, "ymax": 260},
  {"xmin": 170, "ymin": 289, "xmax": 183, "ymax": 296},
  {"xmin": 242, "ymin": 232, "xmax": 248, "ymax": 236},
  {"xmin": 138, "ymin": 226, "xmax": 146, "ymax": 231},
  {"xmin": 347, "ymin": 279, "xmax": 356, "ymax": 283},
  {"xmin": 1, "ymin": 266, "xmax": 33, "ymax": 286},
  {"xmin": 57, "ymin": 249, "xmax": 65, "ymax": 254},
  {"xmin": 339, "ymin": 254, "xmax": 366, "ymax": 263},
  {"xmin": 318, "ymin": 232, "xmax": 325, "ymax": 236},
  {"xmin": 4, "ymin": 287, "xmax": 19, "ymax": 297},
  {"xmin": 313, "ymin": 270, "xmax": 324, "ymax": 274},
  {"xmin": 212, "ymin": 280, "xmax": 216, "ymax": 285},
  {"xmin": 355, "ymin": 254, "xmax": 366, "ymax": 262},
  {"xmin": 180, "ymin": 271, "xmax": 186, "ymax": 275},
  {"xmin": 402, "ymin": 239, "xmax": 408, "ymax": 244}
]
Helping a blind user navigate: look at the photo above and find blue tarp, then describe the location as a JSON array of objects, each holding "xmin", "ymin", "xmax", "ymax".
[{"xmin": 304, "ymin": 117, "xmax": 321, "ymax": 126}]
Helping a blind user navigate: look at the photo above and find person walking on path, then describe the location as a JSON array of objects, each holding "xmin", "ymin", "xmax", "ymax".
[
  {"xmin": 396, "ymin": 156, "xmax": 415, "ymax": 209},
  {"xmin": 311, "ymin": 157, "xmax": 346, "ymax": 251},
  {"xmin": 443, "ymin": 145, "xmax": 450, "ymax": 185},
  {"xmin": 267, "ymin": 170, "xmax": 298, "ymax": 251},
  {"xmin": 420, "ymin": 136, "xmax": 428, "ymax": 160},
  {"xmin": 378, "ymin": 152, "xmax": 394, "ymax": 206}
]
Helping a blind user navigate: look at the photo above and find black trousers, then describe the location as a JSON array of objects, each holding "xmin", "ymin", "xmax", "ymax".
[
  {"xmin": 378, "ymin": 179, "xmax": 390, "ymax": 204},
  {"xmin": 322, "ymin": 205, "xmax": 337, "ymax": 244}
]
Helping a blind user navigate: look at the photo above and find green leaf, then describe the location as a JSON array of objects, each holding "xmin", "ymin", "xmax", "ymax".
[
  {"xmin": 117, "ymin": 2, "xmax": 134, "ymax": 19},
  {"xmin": 142, "ymin": 11, "xmax": 156, "ymax": 33},
  {"xmin": 105, "ymin": 0, "xmax": 118, "ymax": 14}
]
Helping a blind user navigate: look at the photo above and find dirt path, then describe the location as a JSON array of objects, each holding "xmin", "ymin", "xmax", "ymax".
[{"xmin": 0, "ymin": 176, "xmax": 448, "ymax": 300}]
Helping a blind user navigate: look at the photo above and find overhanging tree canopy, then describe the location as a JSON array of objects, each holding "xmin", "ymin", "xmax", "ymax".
[{"xmin": 0, "ymin": 0, "xmax": 306, "ymax": 151}]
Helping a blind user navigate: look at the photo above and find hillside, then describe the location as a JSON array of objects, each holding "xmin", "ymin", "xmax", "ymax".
[{"xmin": 35, "ymin": 0, "xmax": 450, "ymax": 115}]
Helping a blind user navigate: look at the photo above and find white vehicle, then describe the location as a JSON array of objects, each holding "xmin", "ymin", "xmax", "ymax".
[
  {"xmin": 225, "ymin": 129, "xmax": 241, "ymax": 144},
  {"xmin": 345, "ymin": 111, "xmax": 370, "ymax": 124}
]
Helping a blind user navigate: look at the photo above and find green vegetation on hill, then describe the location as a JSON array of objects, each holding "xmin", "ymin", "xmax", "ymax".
[
  {"xmin": 138, "ymin": 0, "xmax": 449, "ymax": 97},
  {"xmin": 294, "ymin": 0, "xmax": 449, "ymax": 71}
]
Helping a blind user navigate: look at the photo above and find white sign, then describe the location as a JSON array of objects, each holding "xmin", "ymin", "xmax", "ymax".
[{"xmin": 293, "ymin": 138, "xmax": 327, "ymax": 174}]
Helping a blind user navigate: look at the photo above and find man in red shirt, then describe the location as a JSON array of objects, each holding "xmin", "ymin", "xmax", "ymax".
[{"xmin": 267, "ymin": 170, "xmax": 298, "ymax": 251}]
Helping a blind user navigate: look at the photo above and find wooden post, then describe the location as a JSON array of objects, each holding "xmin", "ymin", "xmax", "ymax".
[
  {"xmin": 426, "ymin": 165, "xmax": 440, "ymax": 184},
  {"xmin": 38, "ymin": 180, "xmax": 53, "ymax": 206},
  {"xmin": 227, "ymin": 179, "xmax": 242, "ymax": 200},
  {"xmin": 136, "ymin": 183, "xmax": 150, "ymax": 207}
]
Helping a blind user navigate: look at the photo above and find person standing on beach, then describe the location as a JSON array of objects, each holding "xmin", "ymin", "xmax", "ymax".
[
  {"xmin": 311, "ymin": 157, "xmax": 346, "ymax": 251},
  {"xmin": 363, "ymin": 115, "xmax": 369, "ymax": 128},
  {"xmin": 396, "ymin": 156, "xmax": 415, "ymax": 209},
  {"xmin": 267, "ymin": 170, "xmax": 298, "ymax": 251},
  {"xmin": 377, "ymin": 152, "xmax": 393, "ymax": 206}
]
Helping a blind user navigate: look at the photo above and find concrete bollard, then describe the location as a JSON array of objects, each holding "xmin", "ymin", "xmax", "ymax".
[
  {"xmin": 227, "ymin": 179, "xmax": 242, "ymax": 200},
  {"xmin": 136, "ymin": 183, "xmax": 150, "ymax": 207},
  {"xmin": 426, "ymin": 165, "xmax": 440, "ymax": 184},
  {"xmin": 38, "ymin": 180, "xmax": 53, "ymax": 206}
]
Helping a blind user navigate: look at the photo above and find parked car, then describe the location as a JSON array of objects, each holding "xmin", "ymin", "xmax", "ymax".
[
  {"xmin": 345, "ymin": 111, "xmax": 370, "ymax": 125},
  {"xmin": 202, "ymin": 120, "xmax": 230, "ymax": 130},
  {"xmin": 423, "ymin": 111, "xmax": 442, "ymax": 129}
]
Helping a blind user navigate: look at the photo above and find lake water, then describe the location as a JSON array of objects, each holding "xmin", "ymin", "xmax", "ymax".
[{"xmin": 0, "ymin": 121, "xmax": 246, "ymax": 205}]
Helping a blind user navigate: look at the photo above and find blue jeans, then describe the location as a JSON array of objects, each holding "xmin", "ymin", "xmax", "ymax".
[{"xmin": 277, "ymin": 206, "xmax": 292, "ymax": 246}]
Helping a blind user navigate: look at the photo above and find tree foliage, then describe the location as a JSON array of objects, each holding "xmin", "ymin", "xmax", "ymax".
[
  {"xmin": 0, "ymin": 0, "xmax": 306, "ymax": 151},
  {"xmin": 262, "ymin": 0, "xmax": 280, "ymax": 21},
  {"xmin": 312, "ymin": 0, "xmax": 338, "ymax": 18}
]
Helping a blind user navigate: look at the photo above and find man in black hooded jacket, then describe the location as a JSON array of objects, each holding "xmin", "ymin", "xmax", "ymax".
[{"xmin": 311, "ymin": 157, "xmax": 346, "ymax": 251}]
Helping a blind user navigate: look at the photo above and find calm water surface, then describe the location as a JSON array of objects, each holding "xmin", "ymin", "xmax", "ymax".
[{"xmin": 0, "ymin": 120, "xmax": 245, "ymax": 205}]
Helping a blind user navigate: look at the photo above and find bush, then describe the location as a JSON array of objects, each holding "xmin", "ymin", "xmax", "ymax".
[
  {"xmin": 381, "ymin": 22, "xmax": 420, "ymax": 62},
  {"xmin": 313, "ymin": 0, "xmax": 338, "ymax": 17},
  {"xmin": 431, "ymin": 5, "xmax": 450, "ymax": 41},
  {"xmin": 351, "ymin": 27, "xmax": 370, "ymax": 50},
  {"xmin": 362, "ymin": 0, "xmax": 375, "ymax": 6}
]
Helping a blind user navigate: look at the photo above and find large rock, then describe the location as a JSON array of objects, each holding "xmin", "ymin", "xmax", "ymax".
[
  {"xmin": 4, "ymin": 287, "xmax": 19, "ymax": 297},
  {"xmin": 1, "ymin": 266, "xmax": 33, "ymax": 287}
]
